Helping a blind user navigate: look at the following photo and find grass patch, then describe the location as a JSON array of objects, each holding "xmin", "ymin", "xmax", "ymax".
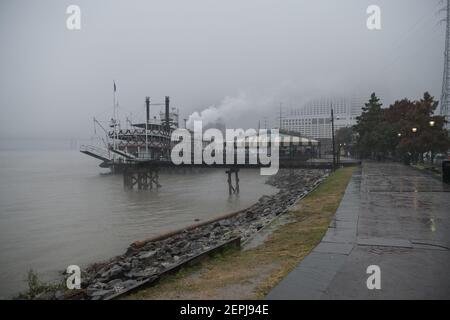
[
  {"xmin": 14, "ymin": 269, "xmax": 65, "ymax": 300},
  {"xmin": 128, "ymin": 167, "xmax": 356, "ymax": 300}
]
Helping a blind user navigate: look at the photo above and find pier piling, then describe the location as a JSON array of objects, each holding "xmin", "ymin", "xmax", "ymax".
[
  {"xmin": 226, "ymin": 168, "xmax": 240, "ymax": 195},
  {"xmin": 123, "ymin": 167, "xmax": 161, "ymax": 190}
]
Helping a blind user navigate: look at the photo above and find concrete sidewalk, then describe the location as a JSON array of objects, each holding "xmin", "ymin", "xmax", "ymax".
[{"xmin": 267, "ymin": 162, "xmax": 450, "ymax": 299}]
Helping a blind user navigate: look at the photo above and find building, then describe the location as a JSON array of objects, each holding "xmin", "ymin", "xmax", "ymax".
[{"xmin": 281, "ymin": 97, "xmax": 365, "ymax": 139}]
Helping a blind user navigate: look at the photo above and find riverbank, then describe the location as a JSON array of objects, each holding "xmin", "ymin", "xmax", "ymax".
[
  {"xmin": 19, "ymin": 168, "xmax": 332, "ymax": 299},
  {"xmin": 82, "ymin": 169, "xmax": 330, "ymax": 300},
  {"xmin": 127, "ymin": 167, "xmax": 355, "ymax": 299}
]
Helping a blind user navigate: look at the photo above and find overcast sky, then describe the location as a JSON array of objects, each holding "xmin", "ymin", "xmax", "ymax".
[{"xmin": 0, "ymin": 0, "xmax": 446, "ymax": 139}]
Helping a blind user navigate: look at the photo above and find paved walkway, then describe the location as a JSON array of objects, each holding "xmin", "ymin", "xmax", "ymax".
[{"xmin": 267, "ymin": 162, "xmax": 450, "ymax": 299}]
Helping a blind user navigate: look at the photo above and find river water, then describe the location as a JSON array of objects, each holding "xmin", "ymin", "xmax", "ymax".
[{"xmin": 0, "ymin": 146, "xmax": 277, "ymax": 298}]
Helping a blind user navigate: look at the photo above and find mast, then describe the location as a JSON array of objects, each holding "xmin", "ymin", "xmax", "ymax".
[
  {"xmin": 145, "ymin": 97, "xmax": 150, "ymax": 157},
  {"xmin": 113, "ymin": 81, "xmax": 117, "ymax": 152}
]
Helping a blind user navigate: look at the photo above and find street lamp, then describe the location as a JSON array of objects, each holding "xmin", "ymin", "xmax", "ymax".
[
  {"xmin": 331, "ymin": 106, "xmax": 336, "ymax": 169},
  {"xmin": 398, "ymin": 133, "xmax": 402, "ymax": 137},
  {"xmin": 428, "ymin": 120, "xmax": 436, "ymax": 164},
  {"xmin": 410, "ymin": 127, "xmax": 418, "ymax": 164}
]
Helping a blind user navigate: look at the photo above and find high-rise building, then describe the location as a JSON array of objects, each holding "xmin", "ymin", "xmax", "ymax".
[{"xmin": 281, "ymin": 97, "xmax": 365, "ymax": 139}]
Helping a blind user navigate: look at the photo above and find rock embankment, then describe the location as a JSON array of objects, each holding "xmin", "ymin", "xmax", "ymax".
[{"xmin": 59, "ymin": 169, "xmax": 329, "ymax": 300}]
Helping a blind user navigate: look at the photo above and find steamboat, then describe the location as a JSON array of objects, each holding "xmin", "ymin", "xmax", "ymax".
[{"xmin": 80, "ymin": 95, "xmax": 179, "ymax": 173}]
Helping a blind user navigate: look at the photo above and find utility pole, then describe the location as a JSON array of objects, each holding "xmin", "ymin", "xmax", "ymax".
[
  {"xmin": 441, "ymin": 0, "xmax": 450, "ymax": 129},
  {"xmin": 331, "ymin": 105, "xmax": 336, "ymax": 169}
]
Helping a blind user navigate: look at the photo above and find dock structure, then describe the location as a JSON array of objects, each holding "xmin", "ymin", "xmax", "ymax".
[
  {"xmin": 226, "ymin": 168, "xmax": 240, "ymax": 194},
  {"xmin": 123, "ymin": 166, "xmax": 161, "ymax": 190}
]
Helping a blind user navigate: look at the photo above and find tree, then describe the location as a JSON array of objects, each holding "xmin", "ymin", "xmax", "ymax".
[
  {"xmin": 335, "ymin": 127, "xmax": 353, "ymax": 157},
  {"xmin": 412, "ymin": 92, "xmax": 450, "ymax": 163},
  {"xmin": 353, "ymin": 93, "xmax": 386, "ymax": 159},
  {"xmin": 383, "ymin": 98, "xmax": 415, "ymax": 162},
  {"xmin": 352, "ymin": 92, "xmax": 450, "ymax": 162},
  {"xmin": 336, "ymin": 127, "xmax": 353, "ymax": 145},
  {"xmin": 380, "ymin": 92, "xmax": 449, "ymax": 164}
]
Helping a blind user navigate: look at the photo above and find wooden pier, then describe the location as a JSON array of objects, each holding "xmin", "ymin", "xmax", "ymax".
[
  {"xmin": 115, "ymin": 159, "xmax": 360, "ymax": 192},
  {"xmin": 226, "ymin": 168, "xmax": 240, "ymax": 194},
  {"xmin": 123, "ymin": 167, "xmax": 161, "ymax": 190}
]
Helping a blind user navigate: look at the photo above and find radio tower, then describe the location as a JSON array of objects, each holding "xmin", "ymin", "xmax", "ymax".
[{"xmin": 440, "ymin": 0, "xmax": 450, "ymax": 129}]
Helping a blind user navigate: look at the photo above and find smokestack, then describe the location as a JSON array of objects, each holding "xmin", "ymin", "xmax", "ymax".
[
  {"xmin": 145, "ymin": 97, "xmax": 150, "ymax": 123},
  {"xmin": 165, "ymin": 96, "xmax": 170, "ymax": 129}
]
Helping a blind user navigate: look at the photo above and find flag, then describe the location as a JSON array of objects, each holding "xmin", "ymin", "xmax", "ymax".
[{"xmin": 113, "ymin": 81, "xmax": 116, "ymax": 92}]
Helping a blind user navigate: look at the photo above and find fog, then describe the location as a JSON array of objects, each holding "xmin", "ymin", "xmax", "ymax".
[{"xmin": 0, "ymin": 0, "xmax": 445, "ymax": 140}]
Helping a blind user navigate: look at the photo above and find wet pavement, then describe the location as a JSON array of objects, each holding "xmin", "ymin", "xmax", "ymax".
[{"xmin": 267, "ymin": 162, "xmax": 450, "ymax": 299}]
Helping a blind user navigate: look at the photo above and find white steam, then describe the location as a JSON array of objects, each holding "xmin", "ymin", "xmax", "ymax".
[
  {"xmin": 186, "ymin": 93, "xmax": 251, "ymax": 130},
  {"xmin": 185, "ymin": 80, "xmax": 357, "ymax": 130}
]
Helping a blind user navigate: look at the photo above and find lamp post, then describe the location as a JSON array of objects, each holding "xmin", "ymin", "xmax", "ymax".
[
  {"xmin": 428, "ymin": 120, "xmax": 436, "ymax": 163},
  {"xmin": 338, "ymin": 143, "xmax": 342, "ymax": 166},
  {"xmin": 411, "ymin": 127, "xmax": 418, "ymax": 163},
  {"xmin": 331, "ymin": 106, "xmax": 336, "ymax": 169}
]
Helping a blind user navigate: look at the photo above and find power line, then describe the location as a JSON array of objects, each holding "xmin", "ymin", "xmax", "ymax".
[{"xmin": 374, "ymin": 4, "xmax": 444, "ymax": 78}]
